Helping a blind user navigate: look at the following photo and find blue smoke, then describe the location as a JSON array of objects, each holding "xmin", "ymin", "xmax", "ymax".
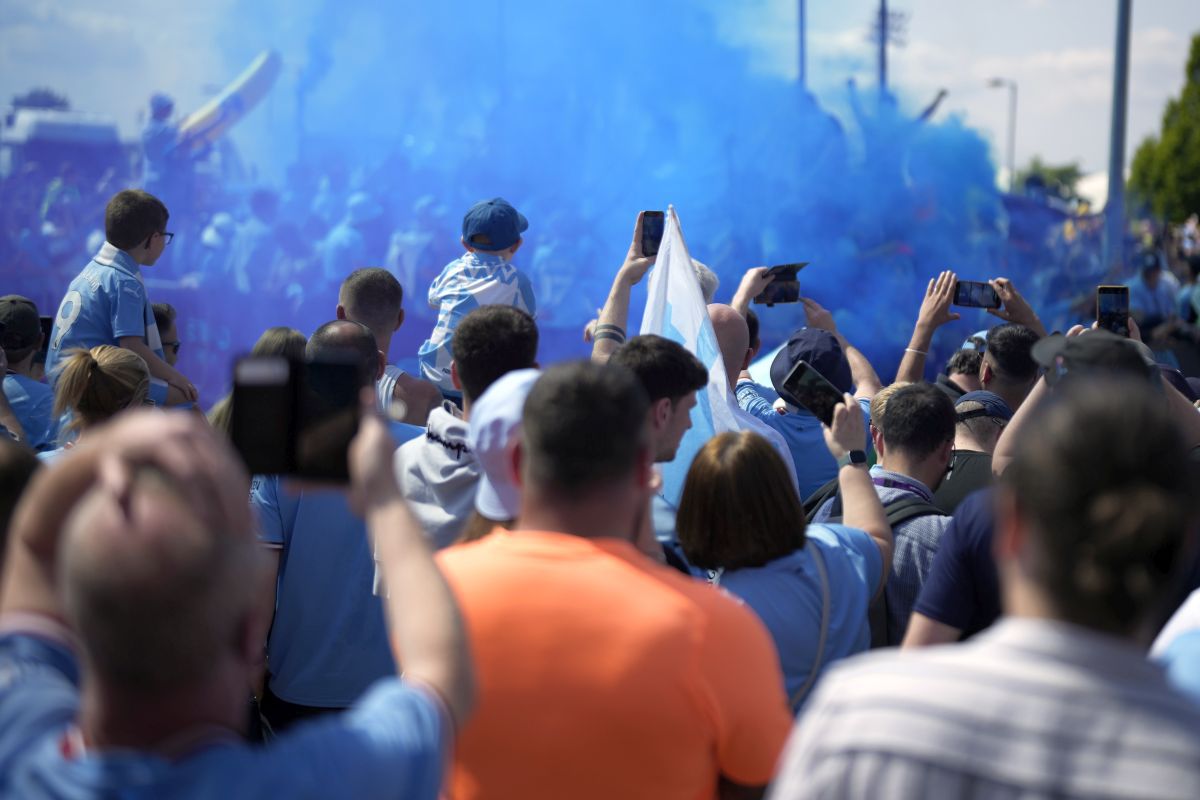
[{"xmin": 5, "ymin": 1, "xmax": 1072, "ymax": 405}]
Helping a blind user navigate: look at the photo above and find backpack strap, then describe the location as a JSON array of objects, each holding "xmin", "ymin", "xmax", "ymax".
[
  {"xmin": 802, "ymin": 476, "xmax": 840, "ymax": 520},
  {"xmin": 791, "ymin": 543, "xmax": 831, "ymax": 709}
]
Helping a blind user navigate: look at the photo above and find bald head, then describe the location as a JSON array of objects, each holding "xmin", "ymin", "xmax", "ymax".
[
  {"xmin": 308, "ymin": 319, "xmax": 383, "ymax": 380},
  {"xmin": 708, "ymin": 304, "xmax": 751, "ymax": 390},
  {"xmin": 61, "ymin": 467, "xmax": 260, "ymax": 690}
]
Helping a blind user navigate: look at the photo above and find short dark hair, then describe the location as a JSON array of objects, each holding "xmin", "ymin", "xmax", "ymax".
[
  {"xmin": 451, "ymin": 306, "xmax": 538, "ymax": 402},
  {"xmin": 339, "ymin": 268, "xmax": 403, "ymax": 336},
  {"xmin": 609, "ymin": 335, "xmax": 708, "ymax": 403},
  {"xmin": 946, "ymin": 348, "xmax": 982, "ymax": 377},
  {"xmin": 1003, "ymin": 377, "xmax": 1198, "ymax": 637},
  {"xmin": 522, "ymin": 361, "xmax": 649, "ymax": 496},
  {"xmin": 985, "ymin": 324, "xmax": 1039, "ymax": 384},
  {"xmin": 745, "ymin": 308, "xmax": 761, "ymax": 350},
  {"xmin": 151, "ymin": 302, "xmax": 176, "ymax": 333},
  {"xmin": 307, "ymin": 319, "xmax": 378, "ymax": 379},
  {"xmin": 105, "ymin": 190, "xmax": 168, "ymax": 251},
  {"xmin": 677, "ymin": 431, "xmax": 805, "ymax": 571},
  {"xmin": 879, "ymin": 382, "xmax": 956, "ymax": 460}
]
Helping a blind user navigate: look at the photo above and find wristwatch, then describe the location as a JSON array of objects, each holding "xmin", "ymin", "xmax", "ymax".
[{"xmin": 837, "ymin": 450, "xmax": 868, "ymax": 469}]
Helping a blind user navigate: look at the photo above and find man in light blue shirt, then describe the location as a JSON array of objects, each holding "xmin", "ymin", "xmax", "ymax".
[
  {"xmin": 45, "ymin": 190, "xmax": 197, "ymax": 407},
  {"xmin": 418, "ymin": 198, "xmax": 536, "ymax": 395},
  {"xmin": 737, "ymin": 302, "xmax": 880, "ymax": 502},
  {"xmin": 0, "ymin": 296, "xmax": 56, "ymax": 449},
  {"xmin": 0, "ymin": 407, "xmax": 473, "ymax": 799},
  {"xmin": 253, "ymin": 320, "xmax": 424, "ymax": 730}
]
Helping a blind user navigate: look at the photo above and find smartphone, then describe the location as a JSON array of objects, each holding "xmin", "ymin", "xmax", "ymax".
[
  {"xmin": 641, "ymin": 211, "xmax": 665, "ymax": 257},
  {"xmin": 231, "ymin": 355, "xmax": 367, "ymax": 481},
  {"xmin": 35, "ymin": 316, "xmax": 52, "ymax": 364},
  {"xmin": 780, "ymin": 359, "xmax": 844, "ymax": 426},
  {"xmin": 953, "ymin": 280, "xmax": 1001, "ymax": 309},
  {"xmin": 753, "ymin": 262, "xmax": 809, "ymax": 306},
  {"xmin": 1096, "ymin": 285, "xmax": 1130, "ymax": 337}
]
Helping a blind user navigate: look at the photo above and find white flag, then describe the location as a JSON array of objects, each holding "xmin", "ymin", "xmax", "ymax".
[{"xmin": 639, "ymin": 206, "xmax": 799, "ymax": 506}]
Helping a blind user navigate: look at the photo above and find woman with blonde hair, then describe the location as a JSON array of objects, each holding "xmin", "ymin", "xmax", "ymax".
[
  {"xmin": 676, "ymin": 396, "xmax": 892, "ymax": 710},
  {"xmin": 43, "ymin": 345, "xmax": 150, "ymax": 461},
  {"xmin": 207, "ymin": 327, "xmax": 307, "ymax": 436}
]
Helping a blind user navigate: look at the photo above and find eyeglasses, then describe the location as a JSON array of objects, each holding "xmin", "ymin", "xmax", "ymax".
[
  {"xmin": 163, "ymin": 340, "xmax": 181, "ymax": 355},
  {"xmin": 160, "ymin": 231, "xmax": 175, "ymax": 245}
]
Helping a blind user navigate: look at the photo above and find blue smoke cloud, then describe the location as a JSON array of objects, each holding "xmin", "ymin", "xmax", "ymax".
[{"xmin": 6, "ymin": 0, "xmax": 1065, "ymax": 405}]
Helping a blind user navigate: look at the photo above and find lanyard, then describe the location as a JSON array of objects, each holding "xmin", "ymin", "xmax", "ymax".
[{"xmin": 871, "ymin": 475, "xmax": 930, "ymax": 499}]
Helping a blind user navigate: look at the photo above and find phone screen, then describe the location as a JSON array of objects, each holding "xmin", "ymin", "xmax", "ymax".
[
  {"xmin": 641, "ymin": 211, "xmax": 665, "ymax": 257},
  {"xmin": 231, "ymin": 356, "xmax": 296, "ymax": 475},
  {"xmin": 296, "ymin": 360, "xmax": 366, "ymax": 482},
  {"xmin": 781, "ymin": 359, "xmax": 844, "ymax": 426},
  {"xmin": 953, "ymin": 280, "xmax": 1001, "ymax": 309},
  {"xmin": 1097, "ymin": 285, "xmax": 1130, "ymax": 337},
  {"xmin": 754, "ymin": 262, "xmax": 809, "ymax": 306},
  {"xmin": 36, "ymin": 316, "xmax": 53, "ymax": 364}
]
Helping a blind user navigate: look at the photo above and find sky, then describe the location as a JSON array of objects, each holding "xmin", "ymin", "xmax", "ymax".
[
  {"xmin": 722, "ymin": 0, "xmax": 1198, "ymax": 181},
  {"xmin": 0, "ymin": 0, "xmax": 1196, "ymax": 184}
]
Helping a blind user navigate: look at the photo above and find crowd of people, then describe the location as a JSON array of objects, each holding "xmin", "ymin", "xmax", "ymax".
[{"xmin": 1, "ymin": 185, "xmax": 1200, "ymax": 799}]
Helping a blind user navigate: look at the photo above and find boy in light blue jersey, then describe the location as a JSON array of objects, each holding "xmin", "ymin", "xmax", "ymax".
[
  {"xmin": 418, "ymin": 198, "xmax": 536, "ymax": 395},
  {"xmin": 0, "ymin": 296, "xmax": 57, "ymax": 449},
  {"xmin": 45, "ymin": 190, "xmax": 197, "ymax": 407}
]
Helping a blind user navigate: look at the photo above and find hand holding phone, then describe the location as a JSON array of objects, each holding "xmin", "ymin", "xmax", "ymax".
[
  {"xmin": 754, "ymin": 262, "xmax": 808, "ymax": 306},
  {"xmin": 953, "ymin": 280, "xmax": 1001, "ymax": 309},
  {"xmin": 640, "ymin": 211, "xmax": 665, "ymax": 258},
  {"xmin": 780, "ymin": 359, "xmax": 844, "ymax": 425},
  {"xmin": 1096, "ymin": 285, "xmax": 1130, "ymax": 337}
]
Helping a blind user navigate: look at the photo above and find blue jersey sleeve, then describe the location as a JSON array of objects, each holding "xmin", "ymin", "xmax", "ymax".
[
  {"xmin": 815, "ymin": 523, "xmax": 883, "ymax": 598},
  {"xmin": 250, "ymin": 475, "xmax": 287, "ymax": 547},
  {"xmin": 735, "ymin": 381, "xmax": 777, "ymax": 423},
  {"xmin": 0, "ymin": 627, "xmax": 80, "ymax": 779},
  {"xmin": 110, "ymin": 274, "xmax": 147, "ymax": 340}
]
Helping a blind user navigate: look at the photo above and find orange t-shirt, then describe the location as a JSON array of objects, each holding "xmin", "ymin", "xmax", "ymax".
[{"xmin": 437, "ymin": 530, "xmax": 792, "ymax": 800}]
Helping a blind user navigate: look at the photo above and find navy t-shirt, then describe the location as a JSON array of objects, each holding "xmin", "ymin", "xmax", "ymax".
[{"xmin": 911, "ymin": 489, "xmax": 1000, "ymax": 638}]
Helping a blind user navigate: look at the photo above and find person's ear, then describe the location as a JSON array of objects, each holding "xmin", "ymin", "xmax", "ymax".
[
  {"xmin": 993, "ymin": 486, "xmax": 1025, "ymax": 563},
  {"xmin": 395, "ymin": 308, "xmax": 404, "ymax": 332},
  {"xmin": 871, "ymin": 424, "xmax": 886, "ymax": 457},
  {"xmin": 511, "ymin": 441, "xmax": 525, "ymax": 491},
  {"xmin": 335, "ymin": 304, "xmax": 347, "ymax": 321},
  {"xmin": 509, "ymin": 238, "xmax": 523, "ymax": 256},
  {"xmin": 739, "ymin": 348, "xmax": 753, "ymax": 372},
  {"xmin": 980, "ymin": 359, "xmax": 993, "ymax": 386},
  {"xmin": 375, "ymin": 350, "xmax": 385, "ymax": 381},
  {"xmin": 652, "ymin": 397, "xmax": 673, "ymax": 434},
  {"xmin": 450, "ymin": 360, "xmax": 462, "ymax": 392},
  {"xmin": 938, "ymin": 438, "xmax": 954, "ymax": 468}
]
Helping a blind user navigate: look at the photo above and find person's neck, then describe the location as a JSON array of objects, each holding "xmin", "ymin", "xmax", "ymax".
[
  {"xmin": 374, "ymin": 334, "xmax": 393, "ymax": 363},
  {"xmin": 954, "ymin": 431, "xmax": 992, "ymax": 455},
  {"xmin": 7, "ymin": 355, "xmax": 35, "ymax": 378},
  {"xmin": 948, "ymin": 373, "xmax": 978, "ymax": 393},
  {"xmin": 517, "ymin": 485, "xmax": 639, "ymax": 543},
  {"xmin": 877, "ymin": 453, "xmax": 940, "ymax": 494},
  {"xmin": 985, "ymin": 380, "xmax": 1030, "ymax": 414},
  {"xmin": 79, "ymin": 670, "xmax": 245, "ymax": 755}
]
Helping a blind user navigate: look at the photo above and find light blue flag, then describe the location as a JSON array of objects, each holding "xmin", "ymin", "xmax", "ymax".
[{"xmin": 639, "ymin": 206, "xmax": 798, "ymax": 507}]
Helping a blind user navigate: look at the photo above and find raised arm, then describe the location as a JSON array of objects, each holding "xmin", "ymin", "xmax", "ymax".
[
  {"xmin": 896, "ymin": 270, "xmax": 960, "ymax": 385},
  {"xmin": 803, "ymin": 298, "xmax": 882, "ymax": 400},
  {"xmin": 590, "ymin": 212, "xmax": 656, "ymax": 363},
  {"xmin": 822, "ymin": 392, "xmax": 892, "ymax": 596},
  {"xmin": 731, "ymin": 267, "xmax": 774, "ymax": 317},
  {"xmin": 350, "ymin": 406, "xmax": 475, "ymax": 729},
  {"xmin": 987, "ymin": 277, "xmax": 1047, "ymax": 338}
]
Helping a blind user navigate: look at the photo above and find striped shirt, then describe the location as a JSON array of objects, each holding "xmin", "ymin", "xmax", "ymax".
[
  {"xmin": 813, "ymin": 466, "xmax": 951, "ymax": 643},
  {"xmin": 769, "ymin": 618, "xmax": 1200, "ymax": 800}
]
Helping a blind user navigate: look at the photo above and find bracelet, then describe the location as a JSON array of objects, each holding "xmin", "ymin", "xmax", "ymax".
[
  {"xmin": 594, "ymin": 330, "xmax": 626, "ymax": 345},
  {"xmin": 594, "ymin": 323, "xmax": 625, "ymax": 336},
  {"xmin": 904, "ymin": 348, "xmax": 928, "ymax": 356}
]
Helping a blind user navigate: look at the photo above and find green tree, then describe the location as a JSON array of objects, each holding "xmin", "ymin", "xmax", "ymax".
[
  {"xmin": 1015, "ymin": 156, "xmax": 1084, "ymax": 200},
  {"xmin": 1128, "ymin": 33, "xmax": 1200, "ymax": 221}
]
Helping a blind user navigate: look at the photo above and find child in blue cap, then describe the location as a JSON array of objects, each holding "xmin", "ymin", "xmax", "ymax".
[{"xmin": 418, "ymin": 198, "xmax": 536, "ymax": 396}]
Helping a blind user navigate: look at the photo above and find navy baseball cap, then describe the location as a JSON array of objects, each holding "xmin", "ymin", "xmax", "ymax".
[
  {"xmin": 1031, "ymin": 330, "xmax": 1157, "ymax": 386},
  {"xmin": 462, "ymin": 198, "xmax": 528, "ymax": 252},
  {"xmin": 954, "ymin": 390, "xmax": 1013, "ymax": 421},
  {"xmin": 770, "ymin": 328, "xmax": 853, "ymax": 405},
  {"xmin": 0, "ymin": 295, "xmax": 41, "ymax": 351}
]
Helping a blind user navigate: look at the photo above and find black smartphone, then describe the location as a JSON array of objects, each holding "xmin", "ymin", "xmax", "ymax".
[
  {"xmin": 753, "ymin": 262, "xmax": 809, "ymax": 306},
  {"xmin": 1097, "ymin": 285, "xmax": 1130, "ymax": 337},
  {"xmin": 953, "ymin": 280, "xmax": 1001, "ymax": 309},
  {"xmin": 640, "ymin": 211, "xmax": 665, "ymax": 257},
  {"xmin": 35, "ymin": 315, "xmax": 52, "ymax": 365},
  {"xmin": 781, "ymin": 359, "xmax": 845, "ymax": 426},
  {"xmin": 231, "ymin": 355, "xmax": 367, "ymax": 482}
]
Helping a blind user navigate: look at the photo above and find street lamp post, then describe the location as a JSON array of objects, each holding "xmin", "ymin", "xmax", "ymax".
[{"xmin": 988, "ymin": 77, "xmax": 1018, "ymax": 193}]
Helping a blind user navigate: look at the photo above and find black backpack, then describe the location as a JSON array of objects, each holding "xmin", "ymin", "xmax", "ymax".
[{"xmin": 803, "ymin": 476, "xmax": 944, "ymax": 647}]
